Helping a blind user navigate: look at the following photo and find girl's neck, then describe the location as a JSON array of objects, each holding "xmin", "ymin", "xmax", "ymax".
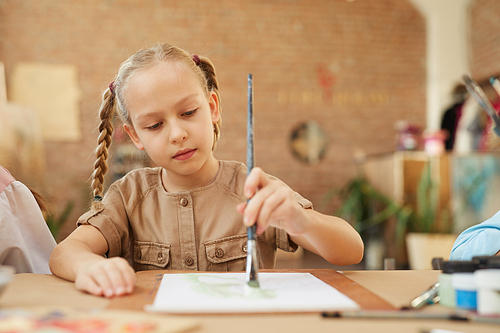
[{"xmin": 161, "ymin": 157, "xmax": 220, "ymax": 193}]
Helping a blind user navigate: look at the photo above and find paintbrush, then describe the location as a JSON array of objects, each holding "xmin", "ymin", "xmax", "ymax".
[
  {"xmin": 463, "ymin": 75, "xmax": 500, "ymax": 138},
  {"xmin": 245, "ymin": 73, "xmax": 260, "ymax": 289}
]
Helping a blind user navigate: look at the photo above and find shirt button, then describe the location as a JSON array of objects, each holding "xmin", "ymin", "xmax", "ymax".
[
  {"xmin": 157, "ymin": 252, "xmax": 164, "ymax": 263},
  {"xmin": 242, "ymin": 244, "xmax": 247, "ymax": 253},
  {"xmin": 135, "ymin": 249, "xmax": 142, "ymax": 259},
  {"xmin": 180, "ymin": 197, "xmax": 188, "ymax": 206},
  {"xmin": 185, "ymin": 257, "xmax": 194, "ymax": 266},
  {"xmin": 215, "ymin": 248, "xmax": 224, "ymax": 258}
]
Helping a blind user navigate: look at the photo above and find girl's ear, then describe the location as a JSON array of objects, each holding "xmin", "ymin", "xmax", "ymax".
[
  {"xmin": 123, "ymin": 123, "xmax": 145, "ymax": 150},
  {"xmin": 209, "ymin": 91, "xmax": 220, "ymax": 124}
]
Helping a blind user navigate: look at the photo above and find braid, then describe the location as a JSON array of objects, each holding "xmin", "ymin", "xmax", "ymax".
[
  {"xmin": 197, "ymin": 56, "xmax": 222, "ymax": 150},
  {"xmin": 91, "ymin": 89, "xmax": 115, "ymax": 210}
]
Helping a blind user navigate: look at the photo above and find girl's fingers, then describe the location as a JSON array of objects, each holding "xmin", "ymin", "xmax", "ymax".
[
  {"xmin": 244, "ymin": 167, "xmax": 268, "ymax": 198},
  {"xmin": 243, "ymin": 184, "xmax": 276, "ymax": 227},
  {"xmin": 76, "ymin": 258, "xmax": 135, "ymax": 298},
  {"xmin": 103, "ymin": 261, "xmax": 128, "ymax": 296},
  {"xmin": 244, "ymin": 182, "xmax": 290, "ymax": 231},
  {"xmin": 242, "ymin": 167, "xmax": 305, "ymax": 235},
  {"xmin": 76, "ymin": 275, "xmax": 104, "ymax": 296},
  {"xmin": 89, "ymin": 264, "xmax": 115, "ymax": 298},
  {"xmin": 102, "ymin": 258, "xmax": 136, "ymax": 297},
  {"xmin": 117, "ymin": 260, "xmax": 136, "ymax": 294},
  {"xmin": 254, "ymin": 189, "xmax": 287, "ymax": 234},
  {"xmin": 236, "ymin": 202, "xmax": 247, "ymax": 215}
]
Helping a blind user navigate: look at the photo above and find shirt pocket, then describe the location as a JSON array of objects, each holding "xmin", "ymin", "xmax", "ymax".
[
  {"xmin": 204, "ymin": 234, "xmax": 247, "ymax": 272},
  {"xmin": 133, "ymin": 241, "xmax": 171, "ymax": 271}
]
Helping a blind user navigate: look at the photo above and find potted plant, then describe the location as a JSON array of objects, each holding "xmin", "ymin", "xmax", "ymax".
[
  {"xmin": 324, "ymin": 176, "xmax": 412, "ymax": 269},
  {"xmin": 325, "ymin": 158, "xmax": 457, "ymax": 270},
  {"xmin": 403, "ymin": 160, "xmax": 457, "ymax": 269}
]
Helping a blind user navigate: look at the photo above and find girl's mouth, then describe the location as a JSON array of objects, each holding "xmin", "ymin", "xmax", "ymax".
[{"xmin": 173, "ymin": 149, "xmax": 196, "ymax": 161}]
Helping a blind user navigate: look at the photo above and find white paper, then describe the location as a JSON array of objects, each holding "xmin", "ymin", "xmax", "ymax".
[{"xmin": 146, "ymin": 272, "xmax": 359, "ymax": 313}]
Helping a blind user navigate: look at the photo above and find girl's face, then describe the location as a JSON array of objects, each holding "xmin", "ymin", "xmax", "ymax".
[{"xmin": 123, "ymin": 61, "xmax": 220, "ymax": 187}]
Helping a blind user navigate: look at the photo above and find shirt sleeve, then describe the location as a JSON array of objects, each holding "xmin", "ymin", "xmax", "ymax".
[
  {"xmin": 449, "ymin": 210, "xmax": 500, "ymax": 261},
  {"xmin": 77, "ymin": 184, "xmax": 130, "ymax": 259}
]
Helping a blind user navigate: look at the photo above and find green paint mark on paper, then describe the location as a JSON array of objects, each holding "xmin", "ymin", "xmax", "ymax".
[{"xmin": 182, "ymin": 274, "xmax": 276, "ymax": 299}]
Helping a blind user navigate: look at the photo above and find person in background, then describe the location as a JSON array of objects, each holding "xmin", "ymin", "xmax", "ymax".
[
  {"xmin": 49, "ymin": 43, "xmax": 364, "ymax": 298},
  {"xmin": 0, "ymin": 165, "xmax": 56, "ymax": 273},
  {"xmin": 441, "ymin": 83, "xmax": 468, "ymax": 150}
]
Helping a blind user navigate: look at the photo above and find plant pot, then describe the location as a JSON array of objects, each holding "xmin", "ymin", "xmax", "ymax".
[
  {"xmin": 406, "ymin": 233, "xmax": 458, "ymax": 270},
  {"xmin": 365, "ymin": 237, "xmax": 385, "ymax": 270}
]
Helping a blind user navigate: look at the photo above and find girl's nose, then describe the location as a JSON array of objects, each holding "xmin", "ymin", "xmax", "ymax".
[{"xmin": 169, "ymin": 121, "xmax": 188, "ymax": 143}]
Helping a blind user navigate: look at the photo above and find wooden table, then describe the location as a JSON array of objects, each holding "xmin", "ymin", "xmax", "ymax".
[{"xmin": 1, "ymin": 269, "xmax": 498, "ymax": 333}]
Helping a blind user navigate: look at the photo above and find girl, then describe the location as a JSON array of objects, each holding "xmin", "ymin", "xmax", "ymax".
[
  {"xmin": 1, "ymin": 165, "xmax": 56, "ymax": 273},
  {"xmin": 49, "ymin": 43, "xmax": 363, "ymax": 298}
]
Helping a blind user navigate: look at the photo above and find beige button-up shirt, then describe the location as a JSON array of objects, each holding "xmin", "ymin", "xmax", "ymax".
[{"xmin": 78, "ymin": 160, "xmax": 312, "ymax": 271}]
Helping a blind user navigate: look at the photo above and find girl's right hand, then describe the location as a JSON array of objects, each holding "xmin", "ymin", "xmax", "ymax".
[{"xmin": 74, "ymin": 257, "xmax": 136, "ymax": 298}]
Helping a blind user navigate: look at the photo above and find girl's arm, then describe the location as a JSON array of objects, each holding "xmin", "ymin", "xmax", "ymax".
[
  {"xmin": 49, "ymin": 225, "xmax": 135, "ymax": 297},
  {"xmin": 238, "ymin": 167, "xmax": 364, "ymax": 266},
  {"xmin": 287, "ymin": 209, "xmax": 364, "ymax": 265}
]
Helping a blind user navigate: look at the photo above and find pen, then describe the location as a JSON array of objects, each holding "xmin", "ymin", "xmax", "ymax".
[
  {"xmin": 322, "ymin": 310, "xmax": 500, "ymax": 324},
  {"xmin": 322, "ymin": 310, "xmax": 467, "ymax": 321},
  {"xmin": 245, "ymin": 73, "xmax": 260, "ymax": 289}
]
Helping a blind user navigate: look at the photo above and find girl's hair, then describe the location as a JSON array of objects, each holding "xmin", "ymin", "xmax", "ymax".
[
  {"xmin": 29, "ymin": 187, "xmax": 50, "ymax": 217},
  {"xmin": 91, "ymin": 43, "xmax": 221, "ymax": 210}
]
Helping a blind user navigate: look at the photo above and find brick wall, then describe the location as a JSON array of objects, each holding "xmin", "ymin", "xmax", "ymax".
[
  {"xmin": 470, "ymin": 0, "xmax": 500, "ymax": 81},
  {"xmin": 0, "ymin": 0, "xmax": 427, "ymax": 239}
]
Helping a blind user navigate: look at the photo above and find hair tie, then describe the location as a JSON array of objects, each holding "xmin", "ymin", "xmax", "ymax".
[
  {"xmin": 191, "ymin": 54, "xmax": 201, "ymax": 66},
  {"xmin": 93, "ymin": 195, "xmax": 103, "ymax": 202},
  {"xmin": 109, "ymin": 81, "xmax": 115, "ymax": 95}
]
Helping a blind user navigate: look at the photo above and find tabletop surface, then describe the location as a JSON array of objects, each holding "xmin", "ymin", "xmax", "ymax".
[{"xmin": 1, "ymin": 269, "xmax": 499, "ymax": 333}]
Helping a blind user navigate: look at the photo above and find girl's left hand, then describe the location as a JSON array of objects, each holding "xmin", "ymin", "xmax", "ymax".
[{"xmin": 236, "ymin": 167, "xmax": 310, "ymax": 236}]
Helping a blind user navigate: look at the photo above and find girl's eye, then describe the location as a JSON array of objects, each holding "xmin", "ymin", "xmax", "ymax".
[
  {"xmin": 147, "ymin": 122, "xmax": 162, "ymax": 130},
  {"xmin": 182, "ymin": 109, "xmax": 197, "ymax": 116}
]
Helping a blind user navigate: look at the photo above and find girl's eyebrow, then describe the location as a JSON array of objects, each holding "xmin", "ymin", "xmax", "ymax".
[
  {"xmin": 174, "ymin": 93, "xmax": 199, "ymax": 107},
  {"xmin": 135, "ymin": 94, "xmax": 200, "ymax": 122},
  {"xmin": 135, "ymin": 111, "xmax": 163, "ymax": 121}
]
